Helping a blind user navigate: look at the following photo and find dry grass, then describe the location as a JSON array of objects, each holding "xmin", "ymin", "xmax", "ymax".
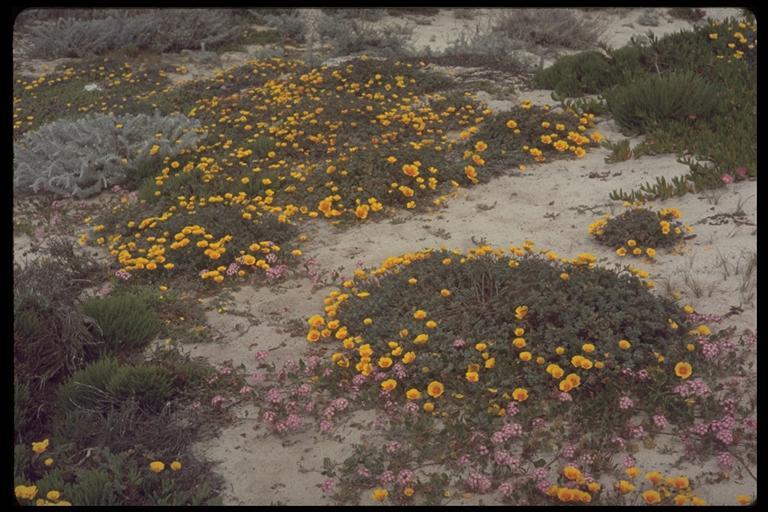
[{"xmin": 492, "ymin": 8, "xmax": 606, "ymax": 52}]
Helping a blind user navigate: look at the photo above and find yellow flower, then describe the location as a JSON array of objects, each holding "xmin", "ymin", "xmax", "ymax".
[
  {"xmin": 15, "ymin": 485, "xmax": 38, "ymax": 500},
  {"xmin": 511, "ymin": 388, "xmax": 528, "ymax": 401},
  {"xmin": 355, "ymin": 204, "xmax": 370, "ymax": 219},
  {"xmin": 512, "ymin": 337, "xmax": 526, "ymax": 349},
  {"xmin": 737, "ymin": 495, "xmax": 752, "ymax": 505},
  {"xmin": 475, "ymin": 141, "xmax": 488, "ymax": 152},
  {"xmin": 31, "ymin": 439, "xmax": 49, "ymax": 454},
  {"xmin": 465, "ymin": 371, "xmax": 479, "ymax": 382},
  {"xmin": 308, "ymin": 315, "xmax": 325, "ymax": 328},
  {"xmin": 560, "ymin": 272, "xmax": 569, "ymax": 280},
  {"xmin": 378, "ymin": 356, "xmax": 393, "ymax": 368},
  {"xmin": 440, "ymin": 288, "xmax": 451, "ymax": 297},
  {"xmin": 413, "ymin": 310, "xmax": 427, "ymax": 319},
  {"xmin": 46, "ymin": 491, "xmax": 61, "ymax": 501},
  {"xmin": 519, "ymin": 351, "xmax": 532, "ymax": 361},
  {"xmin": 381, "ymin": 379, "xmax": 398, "ymax": 392},
  {"xmin": 616, "ymin": 247, "xmax": 627, "ymax": 257},
  {"xmin": 672, "ymin": 475, "xmax": 689, "ymax": 490},
  {"xmin": 675, "ymin": 362, "xmax": 692, "ymax": 379},
  {"xmin": 563, "ymin": 466, "xmax": 582, "ymax": 481},
  {"xmin": 582, "ymin": 343, "xmax": 595, "ymax": 353},
  {"xmin": 404, "ymin": 487, "xmax": 415, "ymax": 497},
  {"xmin": 645, "ymin": 471, "xmax": 663, "ymax": 485},
  {"xmin": 427, "ymin": 381, "xmax": 445, "ymax": 398},
  {"xmin": 646, "ymin": 247, "xmax": 656, "ymax": 258},
  {"xmin": 372, "ymin": 488, "xmax": 389, "ymax": 502},
  {"xmin": 683, "ymin": 305, "xmax": 695, "ymax": 314},
  {"xmin": 402, "ymin": 351, "xmax": 416, "ymax": 364},
  {"xmin": 709, "ymin": 32, "xmax": 718, "ymax": 40},
  {"xmin": 423, "ymin": 401, "xmax": 435, "ymax": 412},
  {"xmin": 642, "ymin": 490, "xmax": 661, "ymax": 504},
  {"xmin": 171, "ymin": 461, "xmax": 182, "ymax": 471},
  {"xmin": 149, "ymin": 461, "xmax": 165, "ymax": 473},
  {"xmin": 406, "ymin": 388, "xmax": 422, "ymax": 400},
  {"xmin": 506, "ymin": 120, "xmax": 518, "ymax": 129},
  {"xmin": 565, "ymin": 373, "xmax": 581, "ymax": 387},
  {"xmin": 587, "ymin": 482, "xmax": 601, "ymax": 492},
  {"xmin": 626, "ymin": 466, "xmax": 639, "ymax": 478},
  {"xmin": 485, "ymin": 357, "xmax": 496, "ymax": 369},
  {"xmin": 691, "ymin": 496, "xmax": 706, "ymax": 506},
  {"xmin": 617, "ymin": 480, "xmax": 635, "ymax": 494},
  {"xmin": 674, "ymin": 495, "xmax": 689, "ymax": 506},
  {"xmin": 618, "ymin": 339, "xmax": 631, "ymax": 350},
  {"xmin": 44, "ymin": 458, "xmax": 54, "ymax": 467},
  {"xmin": 413, "ymin": 334, "xmax": 429, "ymax": 345}
]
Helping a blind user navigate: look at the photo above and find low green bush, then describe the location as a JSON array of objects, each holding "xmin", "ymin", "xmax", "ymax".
[
  {"xmin": 604, "ymin": 71, "xmax": 720, "ymax": 134},
  {"xmin": 589, "ymin": 206, "xmax": 689, "ymax": 253},
  {"xmin": 534, "ymin": 51, "xmax": 617, "ymax": 97},
  {"xmin": 56, "ymin": 358, "xmax": 174, "ymax": 413},
  {"xmin": 81, "ymin": 293, "xmax": 161, "ymax": 351}
]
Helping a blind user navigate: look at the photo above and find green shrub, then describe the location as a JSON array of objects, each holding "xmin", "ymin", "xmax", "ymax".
[
  {"xmin": 534, "ymin": 51, "xmax": 617, "ymax": 97},
  {"xmin": 589, "ymin": 206, "xmax": 689, "ymax": 252},
  {"xmin": 81, "ymin": 293, "xmax": 161, "ymax": 351},
  {"xmin": 56, "ymin": 357, "xmax": 122, "ymax": 411},
  {"xmin": 604, "ymin": 71, "xmax": 720, "ymax": 134},
  {"xmin": 57, "ymin": 358, "xmax": 174, "ymax": 413},
  {"xmin": 107, "ymin": 365, "xmax": 174, "ymax": 411}
]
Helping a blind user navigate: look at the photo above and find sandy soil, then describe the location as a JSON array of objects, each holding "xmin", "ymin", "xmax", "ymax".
[{"xmin": 13, "ymin": 7, "xmax": 755, "ymax": 506}]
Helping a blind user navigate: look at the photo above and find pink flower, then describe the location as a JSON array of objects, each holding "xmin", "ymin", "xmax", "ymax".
[
  {"xmin": 734, "ymin": 167, "xmax": 749, "ymax": 178},
  {"xmin": 721, "ymin": 174, "xmax": 734, "ymax": 184},
  {"xmin": 211, "ymin": 395, "xmax": 226, "ymax": 407}
]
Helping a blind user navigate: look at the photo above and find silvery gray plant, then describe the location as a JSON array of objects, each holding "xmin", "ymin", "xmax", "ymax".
[
  {"xmin": 14, "ymin": 111, "xmax": 204, "ymax": 198},
  {"xmin": 23, "ymin": 9, "xmax": 243, "ymax": 59}
]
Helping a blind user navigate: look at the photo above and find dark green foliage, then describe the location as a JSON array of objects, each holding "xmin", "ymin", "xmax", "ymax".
[
  {"xmin": 56, "ymin": 358, "xmax": 174, "ymax": 413},
  {"xmin": 534, "ymin": 51, "xmax": 617, "ymax": 97},
  {"xmin": 81, "ymin": 293, "xmax": 161, "ymax": 351},
  {"xmin": 330, "ymin": 248, "xmax": 697, "ymax": 429},
  {"xmin": 594, "ymin": 207, "xmax": 687, "ymax": 249},
  {"xmin": 604, "ymin": 71, "xmax": 720, "ymax": 134}
]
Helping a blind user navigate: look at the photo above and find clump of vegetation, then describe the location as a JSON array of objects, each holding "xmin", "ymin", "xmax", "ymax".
[
  {"xmin": 589, "ymin": 205, "xmax": 691, "ymax": 257},
  {"xmin": 23, "ymin": 9, "xmax": 248, "ymax": 59},
  {"xmin": 535, "ymin": 16, "xmax": 757, "ymax": 199},
  {"xmin": 604, "ymin": 70, "xmax": 720, "ymax": 134},
  {"xmin": 440, "ymin": 30, "xmax": 532, "ymax": 73},
  {"xmin": 534, "ymin": 51, "xmax": 616, "ymax": 97},
  {"xmin": 56, "ymin": 357, "xmax": 173, "ymax": 413},
  {"xmin": 81, "ymin": 293, "xmax": 162, "ymax": 352},
  {"xmin": 14, "ymin": 238, "xmax": 103, "ymax": 399},
  {"xmin": 264, "ymin": 11, "xmax": 307, "ymax": 43},
  {"xmin": 492, "ymin": 9, "xmax": 605, "ymax": 51},
  {"xmin": 667, "ymin": 7, "xmax": 706, "ymax": 22},
  {"xmin": 315, "ymin": 13, "xmax": 415, "ymax": 57},
  {"xmin": 240, "ymin": 244, "xmax": 755, "ymax": 505},
  {"xmin": 13, "ymin": 111, "xmax": 204, "ymax": 198}
]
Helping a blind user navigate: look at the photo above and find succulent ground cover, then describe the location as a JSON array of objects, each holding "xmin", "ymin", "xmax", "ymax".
[
  {"xmin": 589, "ymin": 205, "xmax": 693, "ymax": 260},
  {"xmin": 242, "ymin": 245, "xmax": 756, "ymax": 505}
]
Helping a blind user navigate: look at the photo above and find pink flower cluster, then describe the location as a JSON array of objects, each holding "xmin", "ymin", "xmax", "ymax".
[
  {"xmin": 493, "ymin": 449, "xmax": 519, "ymax": 468},
  {"xmin": 453, "ymin": 338, "xmax": 467, "ymax": 349},
  {"xmin": 653, "ymin": 414, "xmax": 669, "ymax": 429},
  {"xmin": 674, "ymin": 378, "xmax": 711, "ymax": 398},
  {"xmin": 561, "ymin": 445, "xmax": 575, "ymax": 459},
  {"xmin": 464, "ymin": 471, "xmax": 492, "ymax": 493},
  {"xmin": 618, "ymin": 396, "xmax": 634, "ymax": 410},
  {"xmin": 491, "ymin": 422, "xmax": 523, "ymax": 445}
]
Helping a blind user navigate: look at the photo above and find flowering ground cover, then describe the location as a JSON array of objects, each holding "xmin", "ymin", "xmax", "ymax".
[{"xmin": 13, "ymin": 7, "xmax": 756, "ymax": 507}]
